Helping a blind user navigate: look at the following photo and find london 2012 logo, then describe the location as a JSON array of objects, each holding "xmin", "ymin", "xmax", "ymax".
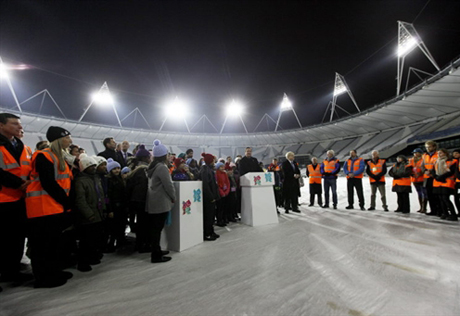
[
  {"xmin": 193, "ymin": 189, "xmax": 201, "ymax": 202},
  {"xmin": 182, "ymin": 200, "xmax": 192, "ymax": 215},
  {"xmin": 253, "ymin": 175, "xmax": 261, "ymax": 185}
]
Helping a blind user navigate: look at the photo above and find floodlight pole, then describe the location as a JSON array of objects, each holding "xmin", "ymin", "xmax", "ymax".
[
  {"xmin": 0, "ymin": 56, "xmax": 22, "ymax": 112},
  {"xmin": 19, "ymin": 89, "xmax": 67, "ymax": 119},
  {"xmin": 275, "ymin": 93, "xmax": 301, "ymax": 131},
  {"xmin": 396, "ymin": 21, "xmax": 440, "ymax": 96},
  {"xmin": 220, "ymin": 116, "xmax": 228, "ymax": 134},
  {"xmin": 329, "ymin": 73, "xmax": 360, "ymax": 122},
  {"xmin": 79, "ymin": 82, "xmax": 121, "ymax": 126}
]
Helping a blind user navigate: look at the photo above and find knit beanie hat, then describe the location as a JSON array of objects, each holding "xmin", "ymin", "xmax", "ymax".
[
  {"xmin": 79, "ymin": 154, "xmax": 97, "ymax": 172},
  {"xmin": 107, "ymin": 158, "xmax": 121, "ymax": 173},
  {"xmin": 412, "ymin": 148, "xmax": 423, "ymax": 154},
  {"xmin": 218, "ymin": 157, "xmax": 225, "ymax": 163},
  {"xmin": 46, "ymin": 126, "xmax": 71, "ymax": 142},
  {"xmin": 215, "ymin": 162, "xmax": 224, "ymax": 170},
  {"xmin": 235, "ymin": 157, "xmax": 241, "ymax": 164},
  {"xmin": 121, "ymin": 166, "xmax": 131, "ymax": 175},
  {"xmin": 178, "ymin": 153, "xmax": 186, "ymax": 159},
  {"xmin": 202, "ymin": 153, "xmax": 214, "ymax": 165},
  {"xmin": 93, "ymin": 156, "xmax": 107, "ymax": 167},
  {"xmin": 135, "ymin": 144, "xmax": 151, "ymax": 158},
  {"xmin": 229, "ymin": 162, "xmax": 236, "ymax": 168},
  {"xmin": 152, "ymin": 139, "xmax": 168, "ymax": 157},
  {"xmin": 174, "ymin": 158, "xmax": 185, "ymax": 168}
]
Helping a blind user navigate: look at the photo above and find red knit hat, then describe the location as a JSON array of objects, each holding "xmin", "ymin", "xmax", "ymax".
[
  {"xmin": 201, "ymin": 153, "xmax": 214, "ymax": 165},
  {"xmin": 174, "ymin": 158, "xmax": 185, "ymax": 168}
]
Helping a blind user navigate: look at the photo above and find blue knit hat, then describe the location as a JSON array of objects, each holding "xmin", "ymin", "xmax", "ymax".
[
  {"xmin": 215, "ymin": 162, "xmax": 224, "ymax": 170},
  {"xmin": 412, "ymin": 148, "xmax": 423, "ymax": 154},
  {"xmin": 152, "ymin": 139, "xmax": 168, "ymax": 157},
  {"xmin": 121, "ymin": 166, "xmax": 131, "ymax": 174},
  {"xmin": 107, "ymin": 158, "xmax": 121, "ymax": 173},
  {"xmin": 135, "ymin": 144, "xmax": 151, "ymax": 158}
]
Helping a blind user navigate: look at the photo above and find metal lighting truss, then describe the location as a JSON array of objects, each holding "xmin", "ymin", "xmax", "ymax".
[{"xmin": 396, "ymin": 21, "xmax": 440, "ymax": 96}]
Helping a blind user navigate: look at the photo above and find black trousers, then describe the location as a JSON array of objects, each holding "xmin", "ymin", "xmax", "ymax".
[
  {"xmin": 28, "ymin": 213, "xmax": 66, "ymax": 282},
  {"xmin": 203, "ymin": 199, "xmax": 216, "ymax": 236},
  {"xmin": 130, "ymin": 201, "xmax": 148, "ymax": 249},
  {"xmin": 438, "ymin": 193, "xmax": 456, "ymax": 217},
  {"xmin": 145, "ymin": 212, "xmax": 168, "ymax": 260},
  {"xmin": 396, "ymin": 192, "xmax": 410, "ymax": 213},
  {"xmin": 216, "ymin": 197, "xmax": 227, "ymax": 224},
  {"xmin": 454, "ymin": 183, "xmax": 460, "ymax": 215},
  {"xmin": 225, "ymin": 191, "xmax": 237, "ymax": 220},
  {"xmin": 347, "ymin": 178, "xmax": 365, "ymax": 207},
  {"xmin": 284, "ymin": 190, "xmax": 299, "ymax": 211},
  {"xmin": 78, "ymin": 222, "xmax": 104, "ymax": 265},
  {"xmin": 0, "ymin": 199, "xmax": 27, "ymax": 277},
  {"xmin": 425, "ymin": 177, "xmax": 441, "ymax": 214}
]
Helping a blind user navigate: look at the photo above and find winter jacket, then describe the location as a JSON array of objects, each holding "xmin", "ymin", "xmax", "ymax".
[
  {"xmin": 200, "ymin": 164, "xmax": 220, "ymax": 203},
  {"xmin": 389, "ymin": 162, "xmax": 412, "ymax": 193},
  {"xmin": 107, "ymin": 174, "xmax": 127, "ymax": 213},
  {"xmin": 145, "ymin": 161, "xmax": 176, "ymax": 214},
  {"xmin": 126, "ymin": 163, "xmax": 149, "ymax": 202},
  {"xmin": 172, "ymin": 169, "xmax": 192, "ymax": 181},
  {"xmin": 216, "ymin": 169, "xmax": 230, "ymax": 197},
  {"xmin": 75, "ymin": 172, "xmax": 106, "ymax": 225}
]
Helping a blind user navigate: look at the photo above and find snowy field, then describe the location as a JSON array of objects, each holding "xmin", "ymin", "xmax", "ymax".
[{"xmin": 1, "ymin": 177, "xmax": 460, "ymax": 316}]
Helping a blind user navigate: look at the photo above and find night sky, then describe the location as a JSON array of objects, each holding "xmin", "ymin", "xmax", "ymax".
[{"xmin": 1, "ymin": 0, "xmax": 460, "ymax": 133}]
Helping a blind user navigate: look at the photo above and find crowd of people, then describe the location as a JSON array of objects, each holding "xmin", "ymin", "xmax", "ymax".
[
  {"xmin": 301, "ymin": 145, "xmax": 460, "ymax": 221},
  {"xmin": 1, "ymin": 111, "xmax": 459, "ymax": 292}
]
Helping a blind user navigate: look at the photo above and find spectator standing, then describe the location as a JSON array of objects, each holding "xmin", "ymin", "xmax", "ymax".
[
  {"xmin": 200, "ymin": 153, "xmax": 220, "ymax": 241},
  {"xmin": 366, "ymin": 150, "xmax": 388, "ymax": 211},
  {"xmin": 320, "ymin": 150, "xmax": 340, "ymax": 209},
  {"xmin": 343, "ymin": 150, "xmax": 366, "ymax": 210},
  {"xmin": 421, "ymin": 140, "xmax": 440, "ymax": 216},
  {"xmin": 216, "ymin": 162, "xmax": 230, "ymax": 226},
  {"xmin": 238, "ymin": 147, "xmax": 262, "ymax": 176},
  {"xmin": 97, "ymin": 137, "xmax": 125, "ymax": 167},
  {"xmin": 433, "ymin": 149, "xmax": 457, "ymax": 221},
  {"xmin": 306, "ymin": 157, "xmax": 322, "ymax": 207},
  {"xmin": 408, "ymin": 148, "xmax": 427, "ymax": 213},
  {"xmin": 281, "ymin": 151, "xmax": 301, "ymax": 213},
  {"xmin": 389, "ymin": 155, "xmax": 412, "ymax": 213}
]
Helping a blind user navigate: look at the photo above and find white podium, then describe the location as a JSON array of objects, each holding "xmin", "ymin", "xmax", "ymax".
[
  {"xmin": 161, "ymin": 181, "xmax": 203, "ymax": 252},
  {"xmin": 240, "ymin": 172, "xmax": 279, "ymax": 226}
]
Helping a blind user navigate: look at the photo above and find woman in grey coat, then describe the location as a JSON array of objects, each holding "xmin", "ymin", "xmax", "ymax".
[{"xmin": 145, "ymin": 140, "xmax": 175, "ymax": 263}]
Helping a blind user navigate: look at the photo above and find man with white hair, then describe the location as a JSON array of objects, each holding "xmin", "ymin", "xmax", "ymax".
[
  {"xmin": 281, "ymin": 151, "xmax": 301, "ymax": 213},
  {"xmin": 366, "ymin": 150, "xmax": 388, "ymax": 211},
  {"xmin": 320, "ymin": 150, "xmax": 340, "ymax": 209}
]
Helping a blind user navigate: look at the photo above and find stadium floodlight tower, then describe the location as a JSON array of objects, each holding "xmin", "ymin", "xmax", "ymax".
[
  {"xmin": 159, "ymin": 96, "xmax": 190, "ymax": 133},
  {"xmin": 0, "ymin": 56, "xmax": 23, "ymax": 112},
  {"xmin": 220, "ymin": 99, "xmax": 248, "ymax": 134},
  {"xmin": 275, "ymin": 93, "xmax": 301, "ymax": 131},
  {"xmin": 324, "ymin": 73, "xmax": 360, "ymax": 122},
  {"xmin": 396, "ymin": 21, "xmax": 440, "ymax": 96},
  {"xmin": 79, "ymin": 81, "xmax": 122, "ymax": 127}
]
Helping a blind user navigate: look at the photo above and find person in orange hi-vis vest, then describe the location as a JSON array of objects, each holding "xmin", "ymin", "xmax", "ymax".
[
  {"xmin": 320, "ymin": 149, "xmax": 340, "ymax": 209},
  {"xmin": 408, "ymin": 148, "xmax": 427, "ymax": 213},
  {"xmin": 0, "ymin": 113, "xmax": 33, "ymax": 286},
  {"xmin": 307, "ymin": 157, "xmax": 322, "ymax": 207},
  {"xmin": 389, "ymin": 155, "xmax": 412, "ymax": 213},
  {"xmin": 343, "ymin": 150, "xmax": 366, "ymax": 210},
  {"xmin": 421, "ymin": 140, "xmax": 441, "ymax": 216},
  {"xmin": 432, "ymin": 148, "xmax": 457, "ymax": 221},
  {"xmin": 452, "ymin": 148, "xmax": 460, "ymax": 215},
  {"xmin": 365, "ymin": 150, "xmax": 388, "ymax": 211},
  {"xmin": 26, "ymin": 126, "xmax": 73, "ymax": 288}
]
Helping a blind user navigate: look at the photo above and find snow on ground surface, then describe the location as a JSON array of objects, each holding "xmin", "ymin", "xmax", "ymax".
[{"xmin": 1, "ymin": 178, "xmax": 460, "ymax": 316}]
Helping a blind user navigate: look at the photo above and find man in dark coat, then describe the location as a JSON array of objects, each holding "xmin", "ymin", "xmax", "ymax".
[
  {"xmin": 238, "ymin": 147, "xmax": 262, "ymax": 176},
  {"xmin": 281, "ymin": 151, "xmax": 301, "ymax": 213},
  {"xmin": 97, "ymin": 137, "xmax": 125, "ymax": 167}
]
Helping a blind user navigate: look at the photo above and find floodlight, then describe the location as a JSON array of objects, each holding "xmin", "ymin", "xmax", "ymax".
[
  {"xmin": 333, "ymin": 86, "xmax": 347, "ymax": 96},
  {"xmin": 280, "ymin": 94, "xmax": 292, "ymax": 111},
  {"xmin": 226, "ymin": 100, "xmax": 243, "ymax": 117},
  {"xmin": 165, "ymin": 96, "xmax": 187, "ymax": 119},
  {"xmin": 397, "ymin": 36, "xmax": 418, "ymax": 57},
  {"xmin": 92, "ymin": 90, "xmax": 113, "ymax": 105},
  {"xmin": 0, "ymin": 63, "xmax": 9, "ymax": 79}
]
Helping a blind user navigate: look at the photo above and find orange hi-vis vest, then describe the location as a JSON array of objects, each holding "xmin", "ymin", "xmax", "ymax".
[
  {"xmin": 307, "ymin": 164, "xmax": 322, "ymax": 184},
  {"xmin": 322, "ymin": 158, "xmax": 339, "ymax": 176},
  {"xmin": 433, "ymin": 160, "xmax": 456, "ymax": 190},
  {"xmin": 0, "ymin": 143, "xmax": 32, "ymax": 203},
  {"xmin": 457, "ymin": 160, "xmax": 460, "ymax": 183},
  {"xmin": 367, "ymin": 159, "xmax": 385, "ymax": 183},
  {"xmin": 346, "ymin": 158, "xmax": 364, "ymax": 179},
  {"xmin": 391, "ymin": 163, "xmax": 411, "ymax": 187},
  {"xmin": 25, "ymin": 148, "xmax": 72, "ymax": 218},
  {"xmin": 408, "ymin": 157, "xmax": 424, "ymax": 183},
  {"xmin": 422, "ymin": 152, "xmax": 438, "ymax": 179}
]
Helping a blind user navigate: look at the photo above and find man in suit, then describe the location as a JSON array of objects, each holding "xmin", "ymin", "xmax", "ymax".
[
  {"xmin": 119, "ymin": 140, "xmax": 133, "ymax": 166},
  {"xmin": 238, "ymin": 147, "xmax": 262, "ymax": 176},
  {"xmin": 97, "ymin": 137, "xmax": 125, "ymax": 167},
  {"xmin": 281, "ymin": 151, "xmax": 301, "ymax": 213}
]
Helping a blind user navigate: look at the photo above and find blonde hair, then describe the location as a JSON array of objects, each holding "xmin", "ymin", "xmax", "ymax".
[
  {"xmin": 425, "ymin": 140, "xmax": 437, "ymax": 148},
  {"xmin": 50, "ymin": 139, "xmax": 67, "ymax": 172},
  {"xmin": 285, "ymin": 151, "xmax": 295, "ymax": 159}
]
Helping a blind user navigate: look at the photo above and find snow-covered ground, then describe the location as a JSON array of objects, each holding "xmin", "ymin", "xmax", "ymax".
[{"xmin": 1, "ymin": 177, "xmax": 460, "ymax": 316}]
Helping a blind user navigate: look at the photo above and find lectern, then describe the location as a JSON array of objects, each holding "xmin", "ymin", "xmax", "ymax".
[
  {"xmin": 240, "ymin": 172, "xmax": 279, "ymax": 226},
  {"xmin": 161, "ymin": 181, "xmax": 203, "ymax": 252}
]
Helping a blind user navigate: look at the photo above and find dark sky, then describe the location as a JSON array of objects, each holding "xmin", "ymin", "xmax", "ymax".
[{"xmin": 1, "ymin": 0, "xmax": 460, "ymax": 133}]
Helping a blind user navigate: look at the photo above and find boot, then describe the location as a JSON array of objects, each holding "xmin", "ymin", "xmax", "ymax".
[{"xmin": 420, "ymin": 198, "xmax": 427, "ymax": 214}]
